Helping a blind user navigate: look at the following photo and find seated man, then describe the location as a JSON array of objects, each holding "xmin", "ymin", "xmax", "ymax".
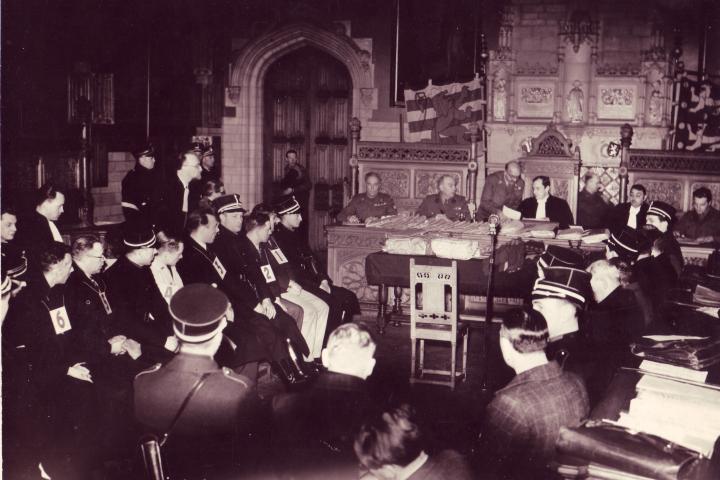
[
  {"xmin": 476, "ymin": 161, "xmax": 524, "ymax": 221},
  {"xmin": 415, "ymin": 175, "xmax": 471, "ymax": 221},
  {"xmin": 607, "ymin": 183, "xmax": 648, "ymax": 231},
  {"xmin": 645, "ymin": 201, "xmax": 683, "ymax": 276},
  {"xmin": 273, "ymin": 323, "xmax": 377, "ymax": 475},
  {"xmin": 481, "ymin": 307, "xmax": 589, "ymax": 478},
  {"xmin": 585, "ymin": 259, "xmax": 645, "ymax": 403},
  {"xmin": 531, "ymin": 265, "xmax": 592, "ymax": 371},
  {"xmin": 605, "ymin": 226, "xmax": 642, "ymax": 265},
  {"xmin": 518, "ymin": 175, "xmax": 574, "ymax": 228},
  {"xmin": 337, "ymin": 172, "xmax": 397, "ymax": 223},
  {"xmin": 577, "ymin": 172, "xmax": 612, "ymax": 229},
  {"xmin": 675, "ymin": 187, "xmax": 720, "ymax": 243},
  {"xmin": 355, "ymin": 404, "xmax": 473, "ymax": 480}
]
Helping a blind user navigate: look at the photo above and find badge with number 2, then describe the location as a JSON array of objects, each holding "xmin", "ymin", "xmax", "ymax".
[
  {"xmin": 213, "ymin": 257, "xmax": 227, "ymax": 279},
  {"xmin": 260, "ymin": 264, "xmax": 276, "ymax": 283},
  {"xmin": 270, "ymin": 248, "xmax": 288, "ymax": 264},
  {"xmin": 50, "ymin": 306, "xmax": 72, "ymax": 335}
]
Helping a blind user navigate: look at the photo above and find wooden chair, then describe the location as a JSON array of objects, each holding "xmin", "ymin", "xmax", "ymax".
[{"xmin": 409, "ymin": 258, "xmax": 469, "ymax": 389}]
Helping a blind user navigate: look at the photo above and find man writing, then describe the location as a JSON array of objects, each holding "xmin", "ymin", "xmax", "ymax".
[
  {"xmin": 337, "ymin": 172, "xmax": 397, "ymax": 224},
  {"xmin": 477, "ymin": 161, "xmax": 524, "ymax": 221},
  {"xmin": 675, "ymin": 187, "xmax": 720, "ymax": 243}
]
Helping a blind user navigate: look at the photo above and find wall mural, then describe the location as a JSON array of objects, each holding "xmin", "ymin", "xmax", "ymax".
[{"xmin": 675, "ymin": 76, "xmax": 720, "ymax": 152}]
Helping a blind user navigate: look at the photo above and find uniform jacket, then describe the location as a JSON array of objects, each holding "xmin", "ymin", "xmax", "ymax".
[
  {"xmin": 676, "ymin": 206, "xmax": 720, "ymax": 242},
  {"xmin": 121, "ymin": 165, "xmax": 160, "ymax": 225},
  {"xmin": 273, "ymin": 223, "xmax": 329, "ymax": 290},
  {"xmin": 156, "ymin": 175, "xmax": 200, "ymax": 236},
  {"xmin": 483, "ymin": 361, "xmax": 589, "ymax": 476},
  {"xmin": 336, "ymin": 192, "xmax": 397, "ymax": 222},
  {"xmin": 1, "ymin": 239, "xmax": 28, "ymax": 282},
  {"xmin": 608, "ymin": 202, "xmax": 648, "ymax": 232},
  {"xmin": 518, "ymin": 195, "xmax": 574, "ymax": 228},
  {"xmin": 477, "ymin": 170, "xmax": 525, "ymax": 220},
  {"xmin": 134, "ymin": 353, "xmax": 252, "ymax": 436},
  {"xmin": 16, "ymin": 211, "xmax": 59, "ymax": 270},
  {"xmin": 236, "ymin": 235, "xmax": 286, "ymax": 300},
  {"xmin": 416, "ymin": 194, "xmax": 471, "ymax": 221},
  {"xmin": 210, "ymin": 226, "xmax": 264, "ymax": 308},
  {"xmin": 576, "ymin": 190, "xmax": 612, "ymax": 229},
  {"xmin": 279, "ymin": 165, "xmax": 312, "ymax": 208}
]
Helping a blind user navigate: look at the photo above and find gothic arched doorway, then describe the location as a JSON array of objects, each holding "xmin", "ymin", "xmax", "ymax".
[{"xmin": 263, "ymin": 47, "xmax": 352, "ymax": 250}]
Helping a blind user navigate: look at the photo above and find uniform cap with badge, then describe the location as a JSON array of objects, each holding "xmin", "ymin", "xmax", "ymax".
[
  {"xmin": 133, "ymin": 144, "xmax": 155, "ymax": 160},
  {"xmin": 275, "ymin": 196, "xmax": 301, "ymax": 216},
  {"xmin": 532, "ymin": 266, "xmax": 591, "ymax": 308},
  {"xmin": 647, "ymin": 201, "xmax": 676, "ymax": 223},
  {"xmin": 169, "ymin": 283, "xmax": 230, "ymax": 343},
  {"xmin": 123, "ymin": 222, "xmax": 157, "ymax": 249},
  {"xmin": 212, "ymin": 194, "xmax": 247, "ymax": 215}
]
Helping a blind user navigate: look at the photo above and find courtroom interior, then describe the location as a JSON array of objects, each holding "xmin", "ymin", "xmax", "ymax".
[{"xmin": 3, "ymin": 0, "xmax": 720, "ymax": 479}]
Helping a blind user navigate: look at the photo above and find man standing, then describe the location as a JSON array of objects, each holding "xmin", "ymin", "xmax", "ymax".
[
  {"xmin": 337, "ymin": 172, "xmax": 397, "ymax": 223},
  {"xmin": 481, "ymin": 307, "xmax": 589, "ymax": 478},
  {"xmin": 121, "ymin": 144, "xmax": 159, "ymax": 225},
  {"xmin": 675, "ymin": 187, "xmax": 720, "ymax": 243},
  {"xmin": 156, "ymin": 150, "xmax": 202, "ymax": 236},
  {"xmin": 279, "ymin": 149, "xmax": 312, "ymax": 239},
  {"xmin": 17, "ymin": 183, "xmax": 65, "ymax": 269},
  {"xmin": 477, "ymin": 161, "xmax": 525, "ymax": 221},
  {"xmin": 608, "ymin": 184, "xmax": 648, "ymax": 231},
  {"xmin": 577, "ymin": 173, "xmax": 612, "ymax": 229},
  {"xmin": 518, "ymin": 176, "xmax": 574, "ymax": 228},
  {"xmin": 274, "ymin": 197, "xmax": 360, "ymax": 342},
  {"xmin": 416, "ymin": 175, "xmax": 471, "ymax": 221}
]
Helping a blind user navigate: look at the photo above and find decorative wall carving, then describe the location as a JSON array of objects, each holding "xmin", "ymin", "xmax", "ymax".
[
  {"xmin": 596, "ymin": 83, "xmax": 637, "ymax": 121},
  {"xmin": 516, "ymin": 81, "xmax": 555, "ymax": 119},
  {"xmin": 375, "ymin": 168, "xmax": 411, "ymax": 198},
  {"xmin": 338, "ymin": 258, "xmax": 378, "ymax": 304},
  {"xmin": 326, "ymin": 232, "xmax": 386, "ymax": 249},
  {"xmin": 358, "ymin": 144, "xmax": 469, "ymax": 163},
  {"xmin": 629, "ymin": 150, "xmax": 720, "ymax": 174},
  {"xmin": 415, "ymin": 171, "xmax": 462, "ymax": 198},
  {"xmin": 635, "ymin": 179, "xmax": 684, "ymax": 209}
]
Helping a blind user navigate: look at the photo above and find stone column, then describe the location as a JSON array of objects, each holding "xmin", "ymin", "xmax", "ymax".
[{"xmin": 349, "ymin": 117, "xmax": 361, "ymax": 198}]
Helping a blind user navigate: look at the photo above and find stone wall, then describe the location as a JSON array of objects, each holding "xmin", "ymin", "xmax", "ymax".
[{"xmin": 91, "ymin": 152, "xmax": 133, "ymax": 224}]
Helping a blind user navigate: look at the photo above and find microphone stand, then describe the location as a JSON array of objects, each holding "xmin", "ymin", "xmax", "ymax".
[{"xmin": 481, "ymin": 216, "xmax": 499, "ymax": 393}]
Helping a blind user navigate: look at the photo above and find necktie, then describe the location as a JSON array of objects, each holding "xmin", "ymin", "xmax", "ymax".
[{"xmin": 182, "ymin": 185, "xmax": 189, "ymax": 213}]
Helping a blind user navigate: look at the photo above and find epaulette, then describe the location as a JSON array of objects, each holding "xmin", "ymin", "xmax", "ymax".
[
  {"xmin": 135, "ymin": 363, "xmax": 162, "ymax": 378},
  {"xmin": 221, "ymin": 367, "xmax": 250, "ymax": 387}
]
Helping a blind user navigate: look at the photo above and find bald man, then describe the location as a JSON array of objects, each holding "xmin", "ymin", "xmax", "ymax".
[{"xmin": 477, "ymin": 161, "xmax": 525, "ymax": 221}]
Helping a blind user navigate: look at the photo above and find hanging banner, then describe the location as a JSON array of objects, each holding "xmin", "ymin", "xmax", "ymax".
[{"xmin": 675, "ymin": 76, "xmax": 720, "ymax": 152}]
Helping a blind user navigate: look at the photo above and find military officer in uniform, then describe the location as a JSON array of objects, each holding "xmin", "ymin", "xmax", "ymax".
[
  {"xmin": 134, "ymin": 283, "xmax": 253, "ymax": 436},
  {"xmin": 121, "ymin": 144, "xmax": 159, "ymax": 225},
  {"xmin": 337, "ymin": 172, "xmax": 397, "ymax": 223},
  {"xmin": 416, "ymin": 175, "xmax": 471, "ymax": 221}
]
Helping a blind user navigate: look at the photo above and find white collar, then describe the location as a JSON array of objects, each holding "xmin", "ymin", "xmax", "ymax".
[
  {"xmin": 396, "ymin": 451, "xmax": 429, "ymax": 480},
  {"xmin": 629, "ymin": 204, "xmax": 641, "ymax": 212},
  {"xmin": 537, "ymin": 196, "xmax": 549, "ymax": 204},
  {"xmin": 177, "ymin": 172, "xmax": 190, "ymax": 189}
]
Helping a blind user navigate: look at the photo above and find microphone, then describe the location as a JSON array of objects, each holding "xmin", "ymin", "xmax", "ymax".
[{"xmin": 488, "ymin": 214, "xmax": 500, "ymax": 235}]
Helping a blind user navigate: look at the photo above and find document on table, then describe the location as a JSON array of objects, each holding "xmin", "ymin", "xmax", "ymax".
[
  {"xmin": 639, "ymin": 360, "xmax": 708, "ymax": 383},
  {"xmin": 502, "ymin": 205, "xmax": 521, "ymax": 220}
]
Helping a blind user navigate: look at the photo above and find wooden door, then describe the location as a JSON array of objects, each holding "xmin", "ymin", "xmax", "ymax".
[{"xmin": 264, "ymin": 47, "xmax": 351, "ymax": 251}]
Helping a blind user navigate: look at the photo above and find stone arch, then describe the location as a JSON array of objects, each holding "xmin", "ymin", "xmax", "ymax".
[{"xmin": 222, "ymin": 22, "xmax": 373, "ymax": 207}]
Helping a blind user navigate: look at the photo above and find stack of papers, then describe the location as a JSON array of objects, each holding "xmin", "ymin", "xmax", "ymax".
[
  {"xmin": 613, "ymin": 374, "xmax": 720, "ymax": 458},
  {"xmin": 556, "ymin": 226, "xmax": 585, "ymax": 241},
  {"xmin": 583, "ymin": 228, "xmax": 610, "ymax": 244}
]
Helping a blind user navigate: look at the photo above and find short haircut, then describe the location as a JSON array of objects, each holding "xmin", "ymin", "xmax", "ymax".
[
  {"xmin": 71, "ymin": 234, "xmax": 102, "ymax": 259},
  {"xmin": 500, "ymin": 306, "xmax": 549, "ymax": 353},
  {"xmin": 435, "ymin": 174, "xmax": 455, "ymax": 189},
  {"xmin": 533, "ymin": 176, "xmax": 551, "ymax": 188},
  {"xmin": 156, "ymin": 231, "xmax": 183, "ymax": 252},
  {"xmin": 326, "ymin": 323, "xmax": 376, "ymax": 360},
  {"xmin": 250, "ymin": 203, "xmax": 274, "ymax": 217},
  {"xmin": 35, "ymin": 183, "xmax": 64, "ymax": 207},
  {"xmin": 354, "ymin": 403, "xmax": 423, "ymax": 470},
  {"xmin": 583, "ymin": 172, "xmax": 598, "ymax": 183},
  {"xmin": 202, "ymin": 179, "xmax": 224, "ymax": 198},
  {"xmin": 365, "ymin": 172, "xmax": 381, "ymax": 183},
  {"xmin": 608, "ymin": 257, "xmax": 632, "ymax": 286},
  {"xmin": 1, "ymin": 204, "xmax": 17, "ymax": 217},
  {"xmin": 285, "ymin": 149, "xmax": 298, "ymax": 157},
  {"xmin": 693, "ymin": 187, "xmax": 712, "ymax": 203},
  {"xmin": 587, "ymin": 259, "xmax": 621, "ymax": 285},
  {"xmin": 176, "ymin": 150, "xmax": 199, "ymax": 171},
  {"xmin": 630, "ymin": 184, "xmax": 646, "ymax": 196},
  {"xmin": 39, "ymin": 241, "xmax": 71, "ymax": 273},
  {"xmin": 244, "ymin": 211, "xmax": 271, "ymax": 232},
  {"xmin": 185, "ymin": 208, "xmax": 216, "ymax": 233},
  {"xmin": 505, "ymin": 161, "xmax": 519, "ymax": 171}
]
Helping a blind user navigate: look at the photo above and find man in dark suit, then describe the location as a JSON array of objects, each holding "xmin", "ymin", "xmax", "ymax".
[
  {"xmin": 518, "ymin": 175, "xmax": 574, "ymax": 228},
  {"xmin": 355, "ymin": 404, "xmax": 473, "ymax": 480},
  {"xmin": 156, "ymin": 150, "xmax": 202, "ymax": 236},
  {"xmin": 645, "ymin": 200, "xmax": 684, "ymax": 276},
  {"xmin": 608, "ymin": 183, "xmax": 648, "ymax": 231},
  {"xmin": 481, "ymin": 307, "xmax": 589, "ymax": 478},
  {"xmin": 121, "ymin": 144, "xmax": 160, "ymax": 225},
  {"xmin": 577, "ymin": 172, "xmax": 612, "ymax": 229},
  {"xmin": 16, "ymin": 183, "xmax": 66, "ymax": 270},
  {"xmin": 273, "ymin": 323, "xmax": 378, "ymax": 476}
]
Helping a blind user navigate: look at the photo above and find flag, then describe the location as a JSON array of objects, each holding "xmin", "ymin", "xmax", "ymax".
[
  {"xmin": 675, "ymin": 76, "xmax": 720, "ymax": 152},
  {"xmin": 404, "ymin": 75, "xmax": 485, "ymax": 143}
]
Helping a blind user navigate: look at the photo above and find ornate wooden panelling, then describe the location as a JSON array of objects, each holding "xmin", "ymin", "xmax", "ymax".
[
  {"xmin": 414, "ymin": 171, "xmax": 463, "ymax": 199},
  {"xmin": 690, "ymin": 182, "xmax": 720, "ymax": 210},
  {"xmin": 373, "ymin": 168, "xmax": 411, "ymax": 198},
  {"xmin": 633, "ymin": 179, "xmax": 684, "ymax": 210},
  {"xmin": 628, "ymin": 149, "xmax": 720, "ymax": 174},
  {"xmin": 358, "ymin": 143, "xmax": 469, "ymax": 163}
]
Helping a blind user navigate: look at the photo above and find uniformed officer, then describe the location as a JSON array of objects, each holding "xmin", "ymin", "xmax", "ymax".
[
  {"xmin": 416, "ymin": 175, "xmax": 471, "ymax": 221},
  {"xmin": 337, "ymin": 172, "xmax": 397, "ymax": 223},
  {"xmin": 121, "ymin": 144, "xmax": 159, "ymax": 225},
  {"xmin": 134, "ymin": 283, "xmax": 253, "ymax": 437},
  {"xmin": 1, "ymin": 205, "xmax": 28, "ymax": 287}
]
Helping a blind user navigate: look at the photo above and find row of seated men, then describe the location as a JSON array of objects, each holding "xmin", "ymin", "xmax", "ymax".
[
  {"xmin": 1, "ymin": 205, "xmax": 694, "ymax": 479},
  {"xmin": 338, "ymin": 162, "xmax": 720, "ymax": 243}
]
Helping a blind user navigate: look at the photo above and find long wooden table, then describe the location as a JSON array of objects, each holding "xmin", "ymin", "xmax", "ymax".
[{"xmin": 325, "ymin": 224, "xmax": 715, "ymax": 333}]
